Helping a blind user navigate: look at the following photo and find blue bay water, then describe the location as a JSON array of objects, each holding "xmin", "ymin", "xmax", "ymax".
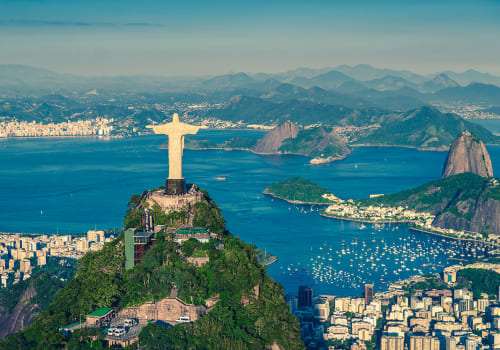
[{"xmin": 1, "ymin": 130, "xmax": 499, "ymax": 296}]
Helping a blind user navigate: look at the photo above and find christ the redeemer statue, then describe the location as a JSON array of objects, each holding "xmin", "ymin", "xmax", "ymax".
[{"xmin": 147, "ymin": 113, "xmax": 200, "ymax": 195}]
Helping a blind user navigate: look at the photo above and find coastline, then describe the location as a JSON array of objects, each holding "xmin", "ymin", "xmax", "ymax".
[
  {"xmin": 409, "ymin": 226, "xmax": 500, "ymax": 247},
  {"xmin": 352, "ymin": 144, "xmax": 449, "ymax": 152},
  {"xmin": 262, "ymin": 255, "xmax": 278, "ymax": 266},
  {"xmin": 160, "ymin": 145, "xmax": 253, "ymax": 152},
  {"xmin": 319, "ymin": 213, "xmax": 410, "ymax": 224},
  {"xmin": 0, "ymin": 135, "xmax": 124, "ymax": 141},
  {"xmin": 0, "ymin": 231, "xmax": 87, "ymax": 237},
  {"xmin": 263, "ymin": 190, "xmax": 331, "ymax": 206},
  {"xmin": 319, "ymin": 213, "xmax": 500, "ymax": 247}
]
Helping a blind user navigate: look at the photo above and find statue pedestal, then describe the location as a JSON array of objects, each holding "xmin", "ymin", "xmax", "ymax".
[{"xmin": 166, "ymin": 178, "xmax": 186, "ymax": 195}]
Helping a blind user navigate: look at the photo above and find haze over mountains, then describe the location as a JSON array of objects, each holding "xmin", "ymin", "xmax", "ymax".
[
  {"xmin": 1, "ymin": 63, "xmax": 500, "ymax": 100},
  {"xmin": 1, "ymin": 63, "xmax": 500, "ymax": 151}
]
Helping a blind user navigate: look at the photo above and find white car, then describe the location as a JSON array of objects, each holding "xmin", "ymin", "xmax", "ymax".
[
  {"xmin": 107, "ymin": 328, "xmax": 116, "ymax": 336},
  {"xmin": 124, "ymin": 319, "xmax": 137, "ymax": 327},
  {"xmin": 114, "ymin": 328, "xmax": 126, "ymax": 337},
  {"xmin": 176, "ymin": 316, "xmax": 190, "ymax": 323}
]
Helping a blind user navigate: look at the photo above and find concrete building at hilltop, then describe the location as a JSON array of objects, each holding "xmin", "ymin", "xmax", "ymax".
[
  {"xmin": 173, "ymin": 228, "xmax": 210, "ymax": 244},
  {"xmin": 125, "ymin": 228, "xmax": 155, "ymax": 271}
]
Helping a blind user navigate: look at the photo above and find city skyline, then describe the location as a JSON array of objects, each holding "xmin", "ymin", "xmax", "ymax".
[{"xmin": 0, "ymin": 0, "xmax": 499, "ymax": 76}]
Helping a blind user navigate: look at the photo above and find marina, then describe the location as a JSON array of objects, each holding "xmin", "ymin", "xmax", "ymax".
[{"xmin": 275, "ymin": 206, "xmax": 496, "ymax": 296}]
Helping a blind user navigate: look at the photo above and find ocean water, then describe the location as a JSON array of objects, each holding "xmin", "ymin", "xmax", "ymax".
[{"xmin": 1, "ymin": 130, "xmax": 499, "ymax": 296}]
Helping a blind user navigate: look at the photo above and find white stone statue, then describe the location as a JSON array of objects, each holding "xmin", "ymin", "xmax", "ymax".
[{"xmin": 147, "ymin": 113, "xmax": 200, "ymax": 180}]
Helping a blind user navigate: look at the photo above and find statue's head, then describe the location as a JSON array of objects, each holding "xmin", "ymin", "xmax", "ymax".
[{"xmin": 172, "ymin": 113, "xmax": 180, "ymax": 123}]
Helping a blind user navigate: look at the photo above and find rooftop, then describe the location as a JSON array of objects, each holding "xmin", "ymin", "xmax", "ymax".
[
  {"xmin": 175, "ymin": 228, "xmax": 208, "ymax": 235},
  {"xmin": 88, "ymin": 307, "xmax": 113, "ymax": 317},
  {"xmin": 133, "ymin": 231, "xmax": 155, "ymax": 238}
]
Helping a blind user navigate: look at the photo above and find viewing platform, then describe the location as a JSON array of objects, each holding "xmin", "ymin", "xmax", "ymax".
[{"xmin": 143, "ymin": 185, "xmax": 203, "ymax": 213}]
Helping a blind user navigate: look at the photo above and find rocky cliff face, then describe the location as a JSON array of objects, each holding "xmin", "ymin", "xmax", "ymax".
[
  {"xmin": 252, "ymin": 121, "xmax": 299, "ymax": 154},
  {"xmin": 442, "ymin": 131, "xmax": 493, "ymax": 178},
  {"xmin": 279, "ymin": 126, "xmax": 351, "ymax": 160},
  {"xmin": 0, "ymin": 287, "xmax": 38, "ymax": 339},
  {"xmin": 432, "ymin": 185, "xmax": 500, "ymax": 235}
]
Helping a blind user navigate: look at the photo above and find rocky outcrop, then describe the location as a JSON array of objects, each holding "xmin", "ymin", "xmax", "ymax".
[
  {"xmin": 279, "ymin": 126, "xmax": 351, "ymax": 160},
  {"xmin": 252, "ymin": 121, "xmax": 299, "ymax": 154},
  {"xmin": 432, "ymin": 186, "xmax": 500, "ymax": 235},
  {"xmin": 442, "ymin": 131, "xmax": 493, "ymax": 178},
  {"xmin": 0, "ymin": 287, "xmax": 38, "ymax": 339},
  {"xmin": 253, "ymin": 122, "xmax": 350, "ymax": 162}
]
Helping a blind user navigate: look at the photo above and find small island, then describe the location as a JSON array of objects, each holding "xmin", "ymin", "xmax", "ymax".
[{"xmin": 264, "ymin": 177, "xmax": 337, "ymax": 205}]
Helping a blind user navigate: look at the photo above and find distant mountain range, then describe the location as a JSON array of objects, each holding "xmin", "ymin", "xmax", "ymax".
[{"xmin": 1, "ymin": 63, "xmax": 500, "ymax": 96}]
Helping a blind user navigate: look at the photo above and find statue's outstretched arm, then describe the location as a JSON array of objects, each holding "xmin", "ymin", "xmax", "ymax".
[
  {"xmin": 147, "ymin": 124, "xmax": 172, "ymax": 135},
  {"xmin": 184, "ymin": 124, "xmax": 200, "ymax": 135}
]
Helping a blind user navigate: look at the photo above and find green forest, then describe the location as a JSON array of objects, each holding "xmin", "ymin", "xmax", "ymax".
[{"xmin": 456, "ymin": 268, "xmax": 500, "ymax": 299}]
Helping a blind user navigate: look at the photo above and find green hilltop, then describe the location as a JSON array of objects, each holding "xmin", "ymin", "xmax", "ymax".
[
  {"xmin": 0, "ymin": 191, "xmax": 304, "ymax": 350},
  {"xmin": 358, "ymin": 172, "xmax": 490, "ymax": 212},
  {"xmin": 264, "ymin": 177, "xmax": 335, "ymax": 204}
]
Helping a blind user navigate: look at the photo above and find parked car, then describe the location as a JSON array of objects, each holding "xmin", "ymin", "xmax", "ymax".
[
  {"xmin": 114, "ymin": 327, "xmax": 126, "ymax": 337},
  {"xmin": 176, "ymin": 316, "xmax": 190, "ymax": 323},
  {"xmin": 124, "ymin": 319, "xmax": 137, "ymax": 327},
  {"xmin": 107, "ymin": 328, "xmax": 116, "ymax": 336}
]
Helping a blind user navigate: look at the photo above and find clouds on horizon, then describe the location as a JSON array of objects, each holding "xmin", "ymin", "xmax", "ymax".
[{"xmin": 0, "ymin": 19, "xmax": 160, "ymax": 27}]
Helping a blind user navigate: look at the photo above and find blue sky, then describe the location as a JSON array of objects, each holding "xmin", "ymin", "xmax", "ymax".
[{"xmin": 0, "ymin": 0, "xmax": 498, "ymax": 76}]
